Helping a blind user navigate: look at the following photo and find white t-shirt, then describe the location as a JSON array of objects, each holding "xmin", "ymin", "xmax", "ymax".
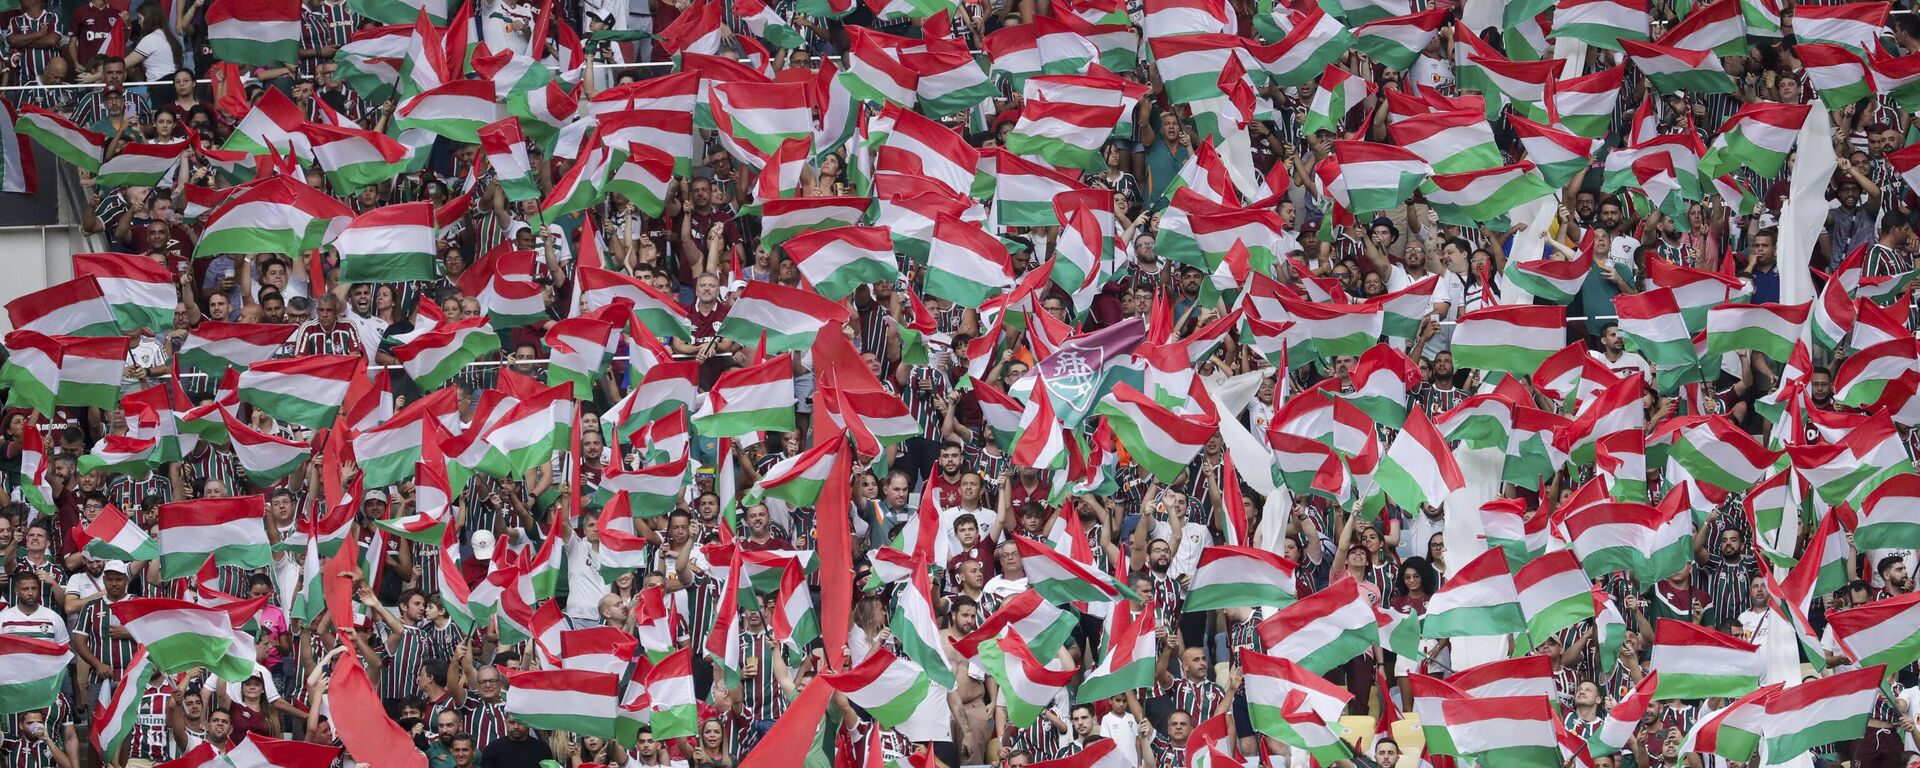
[
  {"xmin": 1592, "ymin": 350, "xmax": 1652, "ymax": 379},
  {"xmin": 1736, "ymin": 608, "xmax": 1771, "ymax": 646},
  {"xmin": 1411, "ymin": 55, "xmax": 1454, "ymax": 93},
  {"xmin": 1099, "ymin": 713, "xmax": 1142, "ymax": 767},
  {"xmin": 64, "ymin": 571, "xmax": 106, "ymax": 603},
  {"xmin": 565, "ymin": 535, "xmax": 612, "ymax": 621},
  {"xmin": 134, "ymin": 30, "xmax": 177, "ymax": 82},
  {"xmin": 0, "ymin": 605, "xmax": 70, "ymax": 642}
]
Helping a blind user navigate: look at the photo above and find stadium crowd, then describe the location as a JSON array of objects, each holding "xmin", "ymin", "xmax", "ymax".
[{"xmin": 2, "ymin": 0, "xmax": 1920, "ymax": 766}]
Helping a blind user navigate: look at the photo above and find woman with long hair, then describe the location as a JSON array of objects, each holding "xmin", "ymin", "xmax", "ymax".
[
  {"xmin": 165, "ymin": 69, "xmax": 206, "ymax": 125},
  {"xmin": 126, "ymin": 6, "xmax": 183, "ymax": 91}
]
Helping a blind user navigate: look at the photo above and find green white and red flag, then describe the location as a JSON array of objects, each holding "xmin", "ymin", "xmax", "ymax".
[
  {"xmin": 1797, "ymin": 43, "xmax": 1874, "ymax": 109},
  {"xmin": 351, "ymin": 388, "xmax": 457, "ymax": 488},
  {"xmin": 1186, "ymin": 546, "xmax": 1297, "ymax": 611},
  {"xmin": 1141, "ymin": 0, "xmax": 1232, "ymax": 38},
  {"xmin": 334, "ymin": 202, "xmax": 439, "ymax": 283},
  {"xmin": 1472, "ymin": 55, "xmax": 1558, "ymax": 122},
  {"xmin": 1552, "ymin": 0, "xmax": 1650, "ymax": 50},
  {"xmin": 237, "ymin": 354, "xmax": 364, "ymax": 429},
  {"xmin": 1423, "ymin": 162, "xmax": 1555, "ymax": 226},
  {"xmin": 1353, "ymin": 8, "xmax": 1447, "ymax": 72},
  {"xmin": 303, "ymin": 122, "xmax": 408, "ymax": 193},
  {"xmin": 543, "ymin": 312, "xmax": 620, "ymax": 400},
  {"xmin": 94, "ymin": 141, "xmax": 186, "ymax": 189},
  {"xmin": 1441, "ymin": 696, "xmax": 1563, "ymax": 768},
  {"xmin": 710, "ymin": 81, "xmax": 812, "ymax": 170},
  {"xmin": 502, "ymin": 668, "xmax": 620, "ymax": 740},
  {"xmin": 1077, "ymin": 601, "xmax": 1157, "ymax": 701},
  {"xmin": 1793, "ymin": 1, "xmax": 1887, "ymax": 55},
  {"xmin": 0, "ymin": 635, "xmax": 72, "ymax": 713},
  {"xmin": 1653, "ymin": 615, "xmax": 1765, "ymax": 699},
  {"xmin": 840, "ymin": 27, "xmax": 919, "ymax": 106},
  {"xmin": 574, "ymin": 265, "xmax": 694, "ymax": 339},
  {"xmin": 975, "ymin": 630, "xmax": 1077, "ymax": 726},
  {"xmin": 71, "ymin": 253, "xmax": 176, "ymax": 335},
  {"xmin": 206, "ymin": 0, "xmax": 301, "ymax": 66},
  {"xmin": 819, "ymin": 646, "xmax": 935, "ymax": 727},
  {"xmin": 394, "ymin": 316, "xmax": 499, "ymax": 391},
  {"xmin": 1507, "ymin": 113, "xmax": 1597, "ymax": 187},
  {"xmin": 1701, "ymin": 101, "xmax": 1808, "ymax": 179},
  {"xmin": 905, "ymin": 43, "xmax": 999, "ymax": 117},
  {"xmin": 1760, "ymin": 664, "xmax": 1885, "ymax": 761},
  {"xmin": 874, "ymin": 102, "xmax": 980, "ymax": 198},
  {"xmin": 1011, "ymin": 382, "xmax": 1067, "ymax": 470},
  {"xmin": 52, "ymin": 335, "xmax": 123, "ymax": 410},
  {"xmin": 156, "ymin": 496, "xmax": 272, "ymax": 579},
  {"xmin": 1095, "ymin": 382, "xmax": 1218, "ymax": 483},
  {"xmin": 477, "ymin": 117, "xmax": 540, "ymax": 202},
  {"xmin": 1857, "ymin": 472, "xmax": 1920, "ymax": 549},
  {"xmin": 993, "ymin": 149, "xmax": 1090, "ymax": 227},
  {"xmin": 1826, "ymin": 591, "xmax": 1920, "ymax": 671},
  {"xmin": 1005, "ymin": 93, "xmax": 1124, "ymax": 172},
  {"xmin": 926, "ymin": 213, "xmax": 1016, "ymax": 306},
  {"xmin": 1515, "ymin": 548, "xmax": 1594, "ymax": 647},
  {"xmin": 1705, "ymin": 301, "xmax": 1807, "ymax": 359},
  {"xmin": 716, "ymin": 280, "xmax": 853, "ymax": 354},
  {"xmin": 1423, "ymin": 547, "xmax": 1525, "ymax": 637},
  {"xmin": 110, "ymin": 597, "xmax": 258, "ymax": 680},
  {"xmin": 1304, "ymin": 64, "xmax": 1375, "ymax": 134},
  {"xmin": 1255, "ymin": 577, "xmax": 1376, "ymax": 674},
  {"xmin": 83, "ymin": 502, "xmax": 157, "ymax": 563},
  {"xmin": 1451, "ymin": 304, "xmax": 1568, "ymax": 374},
  {"xmin": 1251, "ymin": 3, "xmax": 1354, "ymax": 86},
  {"xmin": 1144, "ymin": 33, "xmax": 1246, "ymax": 103},
  {"xmin": 1326, "ymin": 140, "xmax": 1428, "ymax": 214},
  {"xmin": 1676, "ymin": 683, "xmax": 1778, "ymax": 763},
  {"xmin": 1551, "ymin": 65, "xmax": 1626, "ymax": 139},
  {"xmin": 1659, "ymin": 0, "xmax": 1746, "ymax": 54},
  {"xmin": 1669, "ymin": 415, "xmax": 1780, "ymax": 492},
  {"xmin": 604, "ymin": 143, "xmax": 675, "ymax": 218},
  {"xmin": 1375, "ymin": 407, "xmax": 1464, "ymax": 512},
  {"xmin": 1503, "ymin": 236, "xmax": 1592, "ymax": 304},
  {"xmin": 760, "ymin": 195, "xmax": 871, "ymax": 249},
  {"xmin": 692, "ymin": 353, "xmax": 797, "ymax": 437},
  {"xmin": 1621, "ymin": 38, "xmax": 1735, "ymax": 94},
  {"xmin": 15, "ymin": 106, "xmax": 104, "ymax": 172},
  {"xmin": 395, "ymin": 79, "xmax": 498, "ymax": 143},
  {"xmin": 604, "ymin": 360, "xmax": 700, "ymax": 439},
  {"xmin": 1013, "ymin": 534, "xmax": 1137, "ymax": 604},
  {"xmin": 88, "ymin": 648, "xmax": 155, "ymax": 757},
  {"xmin": 193, "ymin": 177, "xmax": 354, "ymax": 258},
  {"xmin": 218, "ymin": 408, "xmax": 311, "ymax": 485}
]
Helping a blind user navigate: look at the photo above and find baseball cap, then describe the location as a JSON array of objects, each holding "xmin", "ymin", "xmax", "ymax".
[
  {"xmin": 365, "ymin": 489, "xmax": 389, "ymax": 504},
  {"xmin": 103, "ymin": 560, "xmax": 129, "ymax": 575},
  {"xmin": 470, "ymin": 529, "xmax": 497, "ymax": 561}
]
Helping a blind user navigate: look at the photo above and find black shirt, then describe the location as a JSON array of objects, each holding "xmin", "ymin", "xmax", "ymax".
[{"xmin": 478, "ymin": 734, "xmax": 555, "ymax": 768}]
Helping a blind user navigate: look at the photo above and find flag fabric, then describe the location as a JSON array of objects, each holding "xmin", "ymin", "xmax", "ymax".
[
  {"xmin": 1185, "ymin": 546, "xmax": 1298, "ymax": 611},
  {"xmin": 1552, "ymin": 0, "xmax": 1650, "ymax": 50},
  {"xmin": 691, "ymin": 353, "xmax": 797, "ymax": 437},
  {"xmin": 1793, "ymin": 1, "xmax": 1887, "ymax": 54},
  {"xmin": 219, "ymin": 408, "xmax": 312, "ymax": 485},
  {"xmin": 1515, "ymin": 549, "xmax": 1594, "ymax": 647},
  {"xmin": 194, "ymin": 177, "xmax": 354, "ymax": 259},
  {"xmin": 0, "ymin": 98, "xmax": 39, "ymax": 192},
  {"xmin": 1423, "ymin": 162, "xmax": 1556, "ymax": 226},
  {"xmin": 710, "ymin": 81, "xmax": 813, "ymax": 169},
  {"xmin": 1798, "ymin": 43, "xmax": 1873, "ymax": 109},
  {"xmin": 1376, "ymin": 408, "xmax": 1466, "ymax": 512},
  {"xmin": 1452, "ymin": 304, "xmax": 1567, "ymax": 374},
  {"xmin": 716, "ymin": 281, "xmax": 853, "ymax": 354},
  {"xmin": 1653, "ymin": 620, "xmax": 1764, "ymax": 699},
  {"xmin": 502, "ymin": 669, "xmax": 621, "ymax": 739},
  {"xmin": 395, "ymin": 79, "xmax": 499, "ymax": 143},
  {"xmin": 83, "ymin": 503, "xmax": 158, "ymax": 562},
  {"xmin": 575, "ymin": 265, "xmax": 695, "ymax": 339},
  {"xmin": 71, "ymin": 253, "xmax": 177, "ymax": 334},
  {"xmin": 1077, "ymin": 602, "xmax": 1157, "ymax": 701},
  {"xmin": 1825, "ymin": 591, "xmax": 1920, "ymax": 671},
  {"xmin": 1442, "ymin": 696, "xmax": 1563, "ymax": 768},
  {"xmin": 15, "ymin": 106, "xmax": 104, "ymax": 173},
  {"xmin": 1592, "ymin": 670, "xmax": 1659, "ymax": 756},
  {"xmin": 1706, "ymin": 301, "xmax": 1808, "ymax": 359},
  {"xmin": 177, "ymin": 319, "xmax": 289, "ymax": 374},
  {"xmin": 205, "ymin": 0, "xmax": 302, "ymax": 66},
  {"xmin": 784, "ymin": 226, "xmax": 899, "ymax": 300},
  {"xmin": 818, "ymin": 646, "xmax": 934, "ymax": 727},
  {"xmin": 1255, "ymin": 578, "xmax": 1376, "ymax": 674},
  {"xmin": 1012, "ymin": 534, "xmax": 1137, "ymax": 604},
  {"xmin": 7, "ymin": 276, "xmax": 124, "ymax": 338},
  {"xmin": 975, "ymin": 631, "xmax": 1077, "ymax": 727},
  {"xmin": 237, "ymin": 354, "xmax": 364, "ymax": 429},
  {"xmin": 1352, "ymin": 8, "xmax": 1446, "ymax": 72},
  {"xmin": 0, "ymin": 635, "xmax": 71, "ymax": 713},
  {"xmin": 1422, "ymin": 547, "xmax": 1525, "ymax": 637},
  {"xmin": 334, "ymin": 202, "xmax": 440, "ymax": 283},
  {"xmin": 1620, "ymin": 39, "xmax": 1735, "ymax": 94},
  {"xmin": 156, "ymin": 496, "xmax": 273, "ymax": 578},
  {"xmin": 88, "ymin": 648, "xmax": 155, "ymax": 756},
  {"xmin": 761, "ymin": 195, "xmax": 872, "ymax": 250},
  {"xmin": 1094, "ymin": 383, "xmax": 1218, "ymax": 483},
  {"xmin": 1761, "ymin": 665, "xmax": 1885, "ymax": 762},
  {"xmin": 1304, "ymin": 65, "xmax": 1375, "ymax": 134},
  {"xmin": 1857, "ymin": 472, "xmax": 1920, "ymax": 550},
  {"xmin": 94, "ymin": 142, "xmax": 186, "ymax": 189},
  {"xmin": 110, "ymin": 598, "xmax": 257, "ymax": 680}
]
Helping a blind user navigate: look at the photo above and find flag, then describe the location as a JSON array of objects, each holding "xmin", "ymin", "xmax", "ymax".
[
  {"xmin": 1452, "ymin": 304, "xmax": 1567, "ymax": 374},
  {"xmin": 1422, "ymin": 547, "xmax": 1525, "ymax": 637},
  {"xmin": 818, "ymin": 647, "xmax": 934, "ymax": 727},
  {"xmin": 1515, "ymin": 549, "xmax": 1593, "ymax": 647},
  {"xmin": 327, "ymin": 654, "xmax": 428, "ymax": 768},
  {"xmin": 1147, "ymin": 34, "xmax": 1249, "ymax": 103},
  {"xmin": 206, "ymin": 0, "xmax": 302, "ymax": 66},
  {"xmin": 237, "ymin": 354, "xmax": 363, "ymax": 429},
  {"xmin": 0, "ymin": 98, "xmax": 36, "ymax": 193},
  {"xmin": 976, "ymin": 632, "xmax": 1076, "ymax": 726},
  {"xmin": 1652, "ymin": 620, "xmax": 1763, "ymax": 699},
  {"xmin": 1423, "ymin": 162, "xmax": 1555, "ymax": 226},
  {"xmin": 1255, "ymin": 578, "xmax": 1375, "ymax": 674},
  {"xmin": 1760, "ymin": 665, "xmax": 1885, "ymax": 761},
  {"xmin": 1077, "ymin": 601, "xmax": 1157, "ymax": 701},
  {"xmin": 1826, "ymin": 590, "xmax": 1920, "ymax": 671},
  {"xmin": 1095, "ymin": 383, "xmax": 1218, "ymax": 483},
  {"xmin": 1441, "ymin": 696, "xmax": 1562, "ymax": 768},
  {"xmin": 710, "ymin": 81, "xmax": 812, "ymax": 169},
  {"xmin": 219, "ymin": 408, "xmax": 311, "ymax": 485},
  {"xmin": 1705, "ymin": 301, "xmax": 1807, "ymax": 359},
  {"xmin": 1252, "ymin": 3, "xmax": 1352, "ymax": 86},
  {"xmin": 1389, "ymin": 108, "xmax": 1503, "ymax": 173},
  {"xmin": 0, "ymin": 635, "xmax": 71, "ymax": 713},
  {"xmin": 782, "ymin": 226, "xmax": 898, "ymax": 301},
  {"xmin": 575, "ymin": 265, "xmax": 694, "ymax": 339},
  {"xmin": 1552, "ymin": 0, "xmax": 1650, "ymax": 50},
  {"xmin": 1185, "ymin": 546, "xmax": 1297, "ymax": 611},
  {"xmin": 72, "ymin": 252, "xmax": 178, "ymax": 334},
  {"xmin": 94, "ymin": 141, "xmax": 186, "ymax": 189},
  {"xmin": 334, "ymin": 202, "xmax": 440, "ymax": 283},
  {"xmin": 88, "ymin": 648, "xmax": 155, "ymax": 756},
  {"xmin": 1326, "ymin": 139, "xmax": 1428, "ymax": 214},
  {"xmin": 1591, "ymin": 671, "xmax": 1659, "ymax": 756},
  {"xmin": 1304, "ymin": 64, "xmax": 1374, "ymax": 134},
  {"xmin": 110, "ymin": 598, "xmax": 257, "ymax": 680},
  {"xmin": 1376, "ymin": 408, "xmax": 1465, "ymax": 512},
  {"xmin": 716, "ymin": 281, "xmax": 852, "ymax": 354},
  {"xmin": 156, "ymin": 496, "xmax": 272, "ymax": 579},
  {"xmin": 15, "ymin": 106, "xmax": 104, "ymax": 173},
  {"xmin": 503, "ymin": 669, "xmax": 621, "ymax": 739},
  {"xmin": 1793, "ymin": 1, "xmax": 1887, "ymax": 54},
  {"xmin": 1013, "ymin": 534, "xmax": 1137, "ymax": 604},
  {"xmin": 1352, "ymin": 8, "xmax": 1446, "ymax": 71},
  {"xmin": 691, "ymin": 353, "xmax": 797, "ymax": 437},
  {"xmin": 1677, "ymin": 683, "xmax": 1777, "ymax": 763},
  {"xmin": 1798, "ymin": 43, "xmax": 1873, "ymax": 109},
  {"xmin": 1857, "ymin": 472, "xmax": 1920, "ymax": 550},
  {"xmin": 194, "ymin": 177, "xmax": 354, "ymax": 258}
]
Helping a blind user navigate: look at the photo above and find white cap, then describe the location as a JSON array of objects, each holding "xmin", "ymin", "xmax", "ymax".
[
  {"xmin": 103, "ymin": 560, "xmax": 129, "ymax": 575},
  {"xmin": 470, "ymin": 529, "xmax": 497, "ymax": 561}
]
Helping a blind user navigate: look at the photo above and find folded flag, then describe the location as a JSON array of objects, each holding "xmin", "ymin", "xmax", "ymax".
[{"xmin": 975, "ymin": 631, "xmax": 1077, "ymax": 727}]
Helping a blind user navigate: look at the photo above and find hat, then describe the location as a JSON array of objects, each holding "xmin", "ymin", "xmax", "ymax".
[
  {"xmin": 103, "ymin": 560, "xmax": 129, "ymax": 575},
  {"xmin": 365, "ymin": 489, "xmax": 389, "ymax": 504},
  {"xmin": 927, "ymin": 332, "xmax": 953, "ymax": 349},
  {"xmin": 470, "ymin": 529, "xmax": 497, "ymax": 561}
]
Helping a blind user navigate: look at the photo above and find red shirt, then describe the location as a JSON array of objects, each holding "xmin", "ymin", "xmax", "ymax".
[
  {"xmin": 70, "ymin": 3, "xmax": 123, "ymax": 65},
  {"xmin": 925, "ymin": 474, "xmax": 962, "ymax": 510}
]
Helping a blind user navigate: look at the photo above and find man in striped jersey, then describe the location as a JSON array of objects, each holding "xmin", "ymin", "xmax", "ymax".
[
  {"xmin": 453, "ymin": 647, "xmax": 509, "ymax": 750},
  {"xmin": 70, "ymin": 561, "xmax": 137, "ymax": 694}
]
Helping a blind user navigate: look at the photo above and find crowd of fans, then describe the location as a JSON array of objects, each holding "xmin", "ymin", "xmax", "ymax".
[{"xmin": 2, "ymin": 0, "xmax": 1920, "ymax": 766}]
